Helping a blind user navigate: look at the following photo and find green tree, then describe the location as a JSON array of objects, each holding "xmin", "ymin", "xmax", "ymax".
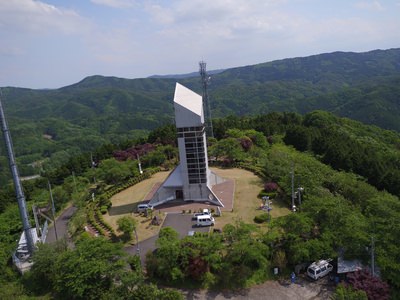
[
  {"xmin": 180, "ymin": 233, "xmax": 223, "ymax": 282},
  {"xmin": 220, "ymin": 222, "xmax": 270, "ymax": 288},
  {"xmin": 24, "ymin": 240, "xmax": 67, "ymax": 294},
  {"xmin": 209, "ymin": 137, "xmax": 245, "ymax": 164},
  {"xmin": 141, "ymin": 147, "xmax": 167, "ymax": 168},
  {"xmin": 146, "ymin": 227, "xmax": 183, "ymax": 282},
  {"xmin": 117, "ymin": 216, "xmax": 137, "ymax": 241},
  {"xmin": 97, "ymin": 158, "xmax": 132, "ymax": 184},
  {"xmin": 333, "ymin": 284, "xmax": 368, "ymax": 300},
  {"xmin": 147, "ymin": 124, "xmax": 176, "ymax": 146},
  {"xmin": 244, "ymin": 129, "xmax": 268, "ymax": 148},
  {"xmin": 128, "ymin": 283, "xmax": 183, "ymax": 300},
  {"xmin": 53, "ymin": 236, "xmax": 126, "ymax": 300},
  {"xmin": 0, "ymin": 282, "xmax": 34, "ymax": 300}
]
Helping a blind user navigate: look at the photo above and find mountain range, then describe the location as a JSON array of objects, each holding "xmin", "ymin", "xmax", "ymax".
[{"xmin": 0, "ymin": 48, "xmax": 399, "ymax": 176}]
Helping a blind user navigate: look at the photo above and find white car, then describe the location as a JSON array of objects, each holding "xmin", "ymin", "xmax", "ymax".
[
  {"xmin": 193, "ymin": 209, "xmax": 211, "ymax": 219},
  {"xmin": 196, "ymin": 215, "xmax": 215, "ymax": 227},
  {"xmin": 136, "ymin": 204, "xmax": 153, "ymax": 213},
  {"xmin": 307, "ymin": 259, "xmax": 333, "ymax": 280}
]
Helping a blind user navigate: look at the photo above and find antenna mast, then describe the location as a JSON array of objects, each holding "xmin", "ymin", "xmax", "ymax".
[
  {"xmin": 199, "ymin": 61, "xmax": 214, "ymax": 138},
  {"xmin": 0, "ymin": 90, "xmax": 35, "ymax": 255}
]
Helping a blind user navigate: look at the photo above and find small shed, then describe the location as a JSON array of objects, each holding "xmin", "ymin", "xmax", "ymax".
[{"xmin": 337, "ymin": 256, "xmax": 363, "ymax": 274}]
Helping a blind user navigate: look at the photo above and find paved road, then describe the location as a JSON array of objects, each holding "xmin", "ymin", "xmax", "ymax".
[
  {"xmin": 45, "ymin": 206, "xmax": 77, "ymax": 244},
  {"xmin": 125, "ymin": 213, "xmax": 211, "ymax": 264},
  {"xmin": 183, "ymin": 276, "xmax": 334, "ymax": 300}
]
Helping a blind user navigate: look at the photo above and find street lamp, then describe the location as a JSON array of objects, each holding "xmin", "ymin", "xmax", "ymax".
[
  {"xmin": 296, "ymin": 187, "xmax": 304, "ymax": 206},
  {"xmin": 262, "ymin": 196, "xmax": 272, "ymax": 222},
  {"xmin": 134, "ymin": 228, "xmax": 141, "ymax": 267},
  {"xmin": 137, "ymin": 154, "xmax": 143, "ymax": 175},
  {"xmin": 291, "ymin": 167, "xmax": 295, "ymax": 212}
]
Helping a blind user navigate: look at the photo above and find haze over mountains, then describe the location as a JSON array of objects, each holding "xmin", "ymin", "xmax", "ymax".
[{"xmin": 0, "ymin": 48, "xmax": 399, "ymax": 177}]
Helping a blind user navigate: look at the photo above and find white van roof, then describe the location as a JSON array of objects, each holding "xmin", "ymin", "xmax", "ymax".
[{"xmin": 197, "ymin": 215, "xmax": 213, "ymax": 220}]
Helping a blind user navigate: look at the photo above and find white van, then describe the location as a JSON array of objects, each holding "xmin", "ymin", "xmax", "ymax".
[
  {"xmin": 136, "ymin": 204, "xmax": 153, "ymax": 213},
  {"xmin": 193, "ymin": 209, "xmax": 211, "ymax": 219},
  {"xmin": 307, "ymin": 259, "xmax": 333, "ymax": 280},
  {"xmin": 196, "ymin": 215, "xmax": 215, "ymax": 227}
]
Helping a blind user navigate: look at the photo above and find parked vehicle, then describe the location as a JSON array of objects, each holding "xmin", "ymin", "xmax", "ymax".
[
  {"xmin": 307, "ymin": 259, "xmax": 333, "ymax": 280},
  {"xmin": 136, "ymin": 204, "xmax": 153, "ymax": 213},
  {"xmin": 196, "ymin": 214, "xmax": 215, "ymax": 227},
  {"xmin": 193, "ymin": 208, "xmax": 211, "ymax": 219}
]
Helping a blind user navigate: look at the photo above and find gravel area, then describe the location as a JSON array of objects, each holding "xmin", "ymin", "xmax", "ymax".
[{"xmin": 183, "ymin": 276, "xmax": 334, "ymax": 300}]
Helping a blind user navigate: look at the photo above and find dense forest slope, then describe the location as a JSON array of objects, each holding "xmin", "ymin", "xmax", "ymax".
[{"xmin": 0, "ymin": 48, "xmax": 399, "ymax": 180}]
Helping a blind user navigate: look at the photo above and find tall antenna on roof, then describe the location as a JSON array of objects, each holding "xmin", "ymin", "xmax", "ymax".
[
  {"xmin": 199, "ymin": 61, "xmax": 214, "ymax": 138},
  {"xmin": 0, "ymin": 89, "xmax": 35, "ymax": 255}
]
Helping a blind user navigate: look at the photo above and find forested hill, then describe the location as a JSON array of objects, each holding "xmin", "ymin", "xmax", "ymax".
[
  {"xmin": 205, "ymin": 48, "xmax": 400, "ymax": 123},
  {"xmin": 0, "ymin": 48, "xmax": 399, "ymax": 180}
]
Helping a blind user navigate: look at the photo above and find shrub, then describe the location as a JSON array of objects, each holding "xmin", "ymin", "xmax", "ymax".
[
  {"xmin": 254, "ymin": 213, "xmax": 269, "ymax": 224},
  {"xmin": 264, "ymin": 182, "xmax": 278, "ymax": 192},
  {"xmin": 258, "ymin": 190, "xmax": 277, "ymax": 199},
  {"xmin": 100, "ymin": 206, "xmax": 108, "ymax": 214},
  {"xmin": 347, "ymin": 270, "xmax": 390, "ymax": 300}
]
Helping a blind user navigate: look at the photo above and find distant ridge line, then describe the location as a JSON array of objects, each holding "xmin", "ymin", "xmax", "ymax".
[{"xmin": 148, "ymin": 69, "xmax": 226, "ymax": 79}]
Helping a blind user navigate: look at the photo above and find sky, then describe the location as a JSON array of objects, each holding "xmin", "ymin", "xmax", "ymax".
[{"xmin": 1, "ymin": 0, "xmax": 399, "ymax": 89}]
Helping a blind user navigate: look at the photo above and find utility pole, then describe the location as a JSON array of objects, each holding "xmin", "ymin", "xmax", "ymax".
[
  {"xmin": 48, "ymin": 181, "xmax": 58, "ymax": 241},
  {"xmin": 0, "ymin": 90, "xmax": 35, "ymax": 255},
  {"xmin": 90, "ymin": 153, "xmax": 96, "ymax": 183},
  {"xmin": 72, "ymin": 171, "xmax": 78, "ymax": 194},
  {"xmin": 134, "ymin": 228, "xmax": 141, "ymax": 267},
  {"xmin": 291, "ymin": 162, "xmax": 295, "ymax": 211},
  {"xmin": 297, "ymin": 187, "xmax": 304, "ymax": 206},
  {"xmin": 371, "ymin": 236, "xmax": 375, "ymax": 277}
]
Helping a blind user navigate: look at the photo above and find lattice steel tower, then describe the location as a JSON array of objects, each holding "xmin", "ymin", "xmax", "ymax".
[
  {"xmin": 199, "ymin": 61, "xmax": 214, "ymax": 138},
  {"xmin": 0, "ymin": 90, "xmax": 35, "ymax": 255}
]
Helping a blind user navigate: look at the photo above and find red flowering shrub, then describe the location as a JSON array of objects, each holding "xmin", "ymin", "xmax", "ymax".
[
  {"xmin": 347, "ymin": 270, "xmax": 390, "ymax": 300},
  {"xmin": 239, "ymin": 137, "xmax": 253, "ymax": 151},
  {"xmin": 113, "ymin": 143, "xmax": 156, "ymax": 161},
  {"xmin": 264, "ymin": 182, "xmax": 278, "ymax": 192}
]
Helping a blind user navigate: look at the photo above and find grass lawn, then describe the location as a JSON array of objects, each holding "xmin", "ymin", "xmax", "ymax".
[
  {"xmin": 210, "ymin": 168, "xmax": 291, "ymax": 230},
  {"xmin": 103, "ymin": 171, "xmax": 170, "ymax": 242},
  {"xmin": 103, "ymin": 168, "xmax": 291, "ymax": 242}
]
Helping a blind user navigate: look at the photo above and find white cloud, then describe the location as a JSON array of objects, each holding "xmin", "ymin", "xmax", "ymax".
[
  {"xmin": 88, "ymin": 29, "xmax": 141, "ymax": 64},
  {"xmin": 354, "ymin": 1, "xmax": 385, "ymax": 11},
  {"xmin": 146, "ymin": 0, "xmax": 294, "ymax": 41},
  {"xmin": 90, "ymin": 0, "xmax": 137, "ymax": 9},
  {"xmin": 0, "ymin": 0, "xmax": 89, "ymax": 34}
]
